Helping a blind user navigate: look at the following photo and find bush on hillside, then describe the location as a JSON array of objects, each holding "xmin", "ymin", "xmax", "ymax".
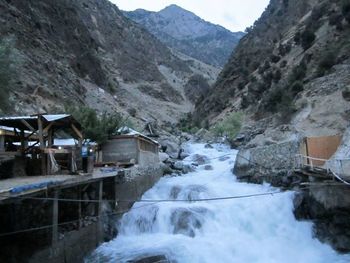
[
  {"xmin": 264, "ymin": 87, "xmax": 297, "ymax": 121},
  {"xmin": 211, "ymin": 112, "xmax": 243, "ymax": 141},
  {"xmin": 289, "ymin": 62, "xmax": 307, "ymax": 83},
  {"xmin": 342, "ymin": 0, "xmax": 350, "ymax": 23},
  {"xmin": 317, "ymin": 51, "xmax": 337, "ymax": 76},
  {"xmin": 291, "ymin": 81, "xmax": 304, "ymax": 94},
  {"xmin": 301, "ymin": 28, "xmax": 316, "ymax": 50}
]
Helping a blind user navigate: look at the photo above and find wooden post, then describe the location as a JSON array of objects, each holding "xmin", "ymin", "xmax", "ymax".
[
  {"xmin": 97, "ymin": 180, "xmax": 103, "ymax": 244},
  {"xmin": 114, "ymin": 175, "xmax": 118, "ymax": 211},
  {"xmin": 47, "ymin": 128, "xmax": 53, "ymax": 175},
  {"xmin": 38, "ymin": 116, "xmax": 46, "ymax": 175},
  {"xmin": 78, "ymin": 186, "xmax": 82, "ymax": 229},
  {"xmin": 0, "ymin": 135, "xmax": 4, "ymax": 152},
  {"xmin": 52, "ymin": 190, "xmax": 59, "ymax": 246},
  {"xmin": 20, "ymin": 130, "xmax": 25, "ymax": 157}
]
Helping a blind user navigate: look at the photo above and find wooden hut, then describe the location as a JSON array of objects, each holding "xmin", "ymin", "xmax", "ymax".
[
  {"xmin": 0, "ymin": 114, "xmax": 83, "ymax": 177},
  {"xmin": 101, "ymin": 127, "xmax": 159, "ymax": 167}
]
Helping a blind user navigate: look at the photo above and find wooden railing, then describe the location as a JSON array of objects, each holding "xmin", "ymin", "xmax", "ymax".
[{"xmin": 294, "ymin": 154, "xmax": 350, "ymax": 185}]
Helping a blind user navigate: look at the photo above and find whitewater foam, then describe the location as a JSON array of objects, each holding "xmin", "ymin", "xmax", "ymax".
[{"xmin": 86, "ymin": 143, "xmax": 350, "ymax": 263}]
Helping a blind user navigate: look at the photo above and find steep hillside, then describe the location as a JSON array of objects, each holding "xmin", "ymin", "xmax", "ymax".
[
  {"xmin": 0, "ymin": 0, "xmax": 219, "ymax": 127},
  {"xmin": 124, "ymin": 5, "xmax": 245, "ymax": 67},
  {"xmin": 195, "ymin": 0, "xmax": 350, "ymax": 140}
]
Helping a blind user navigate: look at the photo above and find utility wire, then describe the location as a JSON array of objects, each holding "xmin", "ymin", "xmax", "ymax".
[
  {"xmin": 0, "ymin": 202, "xmax": 156, "ymax": 238},
  {"xmin": 0, "ymin": 190, "xmax": 284, "ymax": 204},
  {"xmin": 0, "ymin": 150, "xmax": 343, "ymax": 238}
]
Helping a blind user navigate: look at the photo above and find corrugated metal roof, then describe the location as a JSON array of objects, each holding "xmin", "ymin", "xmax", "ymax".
[{"xmin": 117, "ymin": 126, "xmax": 159, "ymax": 144}]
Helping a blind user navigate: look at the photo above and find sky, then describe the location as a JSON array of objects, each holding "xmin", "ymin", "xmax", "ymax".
[{"xmin": 111, "ymin": 0, "xmax": 270, "ymax": 32}]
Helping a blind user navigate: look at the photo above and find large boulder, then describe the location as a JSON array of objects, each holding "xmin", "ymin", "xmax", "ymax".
[{"xmin": 159, "ymin": 152, "xmax": 170, "ymax": 163}]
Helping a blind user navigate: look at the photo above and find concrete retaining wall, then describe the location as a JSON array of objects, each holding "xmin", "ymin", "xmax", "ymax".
[
  {"xmin": 114, "ymin": 164, "xmax": 163, "ymax": 212},
  {"xmin": 29, "ymin": 224, "xmax": 101, "ymax": 263},
  {"xmin": 1, "ymin": 164, "xmax": 164, "ymax": 263}
]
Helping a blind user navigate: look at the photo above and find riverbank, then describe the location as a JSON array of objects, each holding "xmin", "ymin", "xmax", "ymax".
[{"xmin": 233, "ymin": 135, "xmax": 350, "ymax": 253}]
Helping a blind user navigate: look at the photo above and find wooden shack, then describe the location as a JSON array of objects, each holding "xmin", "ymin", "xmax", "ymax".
[
  {"xmin": 101, "ymin": 128, "xmax": 159, "ymax": 167},
  {"xmin": 0, "ymin": 114, "xmax": 84, "ymax": 177}
]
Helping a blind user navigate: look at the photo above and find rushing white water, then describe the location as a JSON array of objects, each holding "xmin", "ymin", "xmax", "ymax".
[{"xmin": 87, "ymin": 143, "xmax": 350, "ymax": 263}]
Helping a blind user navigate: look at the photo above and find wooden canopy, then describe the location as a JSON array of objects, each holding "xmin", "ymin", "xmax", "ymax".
[{"xmin": 0, "ymin": 114, "xmax": 81, "ymax": 133}]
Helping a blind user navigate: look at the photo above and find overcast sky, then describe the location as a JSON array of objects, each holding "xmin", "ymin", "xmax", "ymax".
[{"xmin": 111, "ymin": 0, "xmax": 270, "ymax": 32}]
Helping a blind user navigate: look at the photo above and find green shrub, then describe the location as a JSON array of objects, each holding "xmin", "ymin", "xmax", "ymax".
[
  {"xmin": 294, "ymin": 32, "xmax": 301, "ymax": 45},
  {"xmin": 273, "ymin": 69, "xmax": 282, "ymax": 82},
  {"xmin": 211, "ymin": 112, "xmax": 243, "ymax": 140},
  {"xmin": 291, "ymin": 81, "xmax": 304, "ymax": 94},
  {"xmin": 271, "ymin": 54, "xmax": 281, "ymax": 63},
  {"xmin": 66, "ymin": 106, "xmax": 125, "ymax": 144},
  {"xmin": 319, "ymin": 51, "xmax": 337, "ymax": 71},
  {"xmin": 289, "ymin": 62, "xmax": 307, "ymax": 83},
  {"xmin": 264, "ymin": 86, "xmax": 296, "ymax": 119},
  {"xmin": 342, "ymin": 86, "xmax": 350, "ymax": 101},
  {"xmin": 178, "ymin": 112, "xmax": 200, "ymax": 134},
  {"xmin": 342, "ymin": 0, "xmax": 350, "ymax": 23},
  {"xmin": 301, "ymin": 28, "xmax": 316, "ymax": 50}
]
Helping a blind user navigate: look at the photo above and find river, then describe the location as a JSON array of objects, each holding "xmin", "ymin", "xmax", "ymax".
[{"xmin": 86, "ymin": 143, "xmax": 350, "ymax": 263}]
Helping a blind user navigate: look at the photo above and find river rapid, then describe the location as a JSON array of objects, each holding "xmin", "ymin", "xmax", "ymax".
[{"xmin": 87, "ymin": 143, "xmax": 350, "ymax": 263}]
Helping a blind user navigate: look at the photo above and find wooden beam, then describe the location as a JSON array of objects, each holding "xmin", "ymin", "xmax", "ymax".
[
  {"xmin": 24, "ymin": 141, "xmax": 39, "ymax": 153},
  {"xmin": 71, "ymin": 124, "xmax": 83, "ymax": 139},
  {"xmin": 52, "ymin": 190, "xmax": 59, "ymax": 246},
  {"xmin": 20, "ymin": 119, "xmax": 37, "ymax": 133},
  {"xmin": 38, "ymin": 116, "xmax": 46, "ymax": 175},
  {"xmin": 43, "ymin": 122, "xmax": 54, "ymax": 135},
  {"xmin": 25, "ymin": 131, "xmax": 36, "ymax": 140},
  {"xmin": 20, "ymin": 130, "xmax": 25, "ymax": 156},
  {"xmin": 97, "ymin": 180, "xmax": 103, "ymax": 244},
  {"xmin": 78, "ymin": 186, "xmax": 82, "ymax": 229}
]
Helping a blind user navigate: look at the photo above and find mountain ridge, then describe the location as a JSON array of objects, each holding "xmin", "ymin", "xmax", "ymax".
[
  {"xmin": 123, "ymin": 5, "xmax": 245, "ymax": 67},
  {"xmin": 0, "ymin": 0, "xmax": 219, "ymax": 128}
]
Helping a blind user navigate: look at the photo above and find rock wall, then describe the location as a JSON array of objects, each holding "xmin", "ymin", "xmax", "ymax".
[
  {"xmin": 294, "ymin": 185, "xmax": 350, "ymax": 252},
  {"xmin": 234, "ymin": 139, "xmax": 301, "ymax": 186}
]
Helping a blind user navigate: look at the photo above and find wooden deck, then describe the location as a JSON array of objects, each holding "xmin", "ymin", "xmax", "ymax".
[{"xmin": 0, "ymin": 168, "xmax": 120, "ymax": 202}]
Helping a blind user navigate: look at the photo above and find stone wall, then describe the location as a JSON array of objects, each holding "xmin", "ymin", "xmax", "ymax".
[{"xmin": 234, "ymin": 140, "xmax": 301, "ymax": 186}]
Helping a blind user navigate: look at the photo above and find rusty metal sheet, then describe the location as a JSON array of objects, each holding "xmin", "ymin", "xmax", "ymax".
[{"xmin": 305, "ymin": 135, "xmax": 342, "ymax": 166}]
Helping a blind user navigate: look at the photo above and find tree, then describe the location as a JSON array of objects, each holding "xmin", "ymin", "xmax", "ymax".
[
  {"xmin": 66, "ymin": 106, "xmax": 125, "ymax": 144},
  {"xmin": 212, "ymin": 112, "xmax": 243, "ymax": 141}
]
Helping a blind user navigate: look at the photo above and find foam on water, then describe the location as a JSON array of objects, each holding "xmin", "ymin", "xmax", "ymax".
[{"xmin": 87, "ymin": 143, "xmax": 350, "ymax": 263}]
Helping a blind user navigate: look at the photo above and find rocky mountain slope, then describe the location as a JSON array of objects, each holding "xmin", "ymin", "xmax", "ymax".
[
  {"xmin": 195, "ymin": 0, "xmax": 350, "ymax": 140},
  {"xmin": 193, "ymin": 0, "xmax": 350, "ymax": 252},
  {"xmin": 124, "ymin": 5, "xmax": 245, "ymax": 67},
  {"xmin": 0, "ymin": 0, "xmax": 219, "ymax": 128}
]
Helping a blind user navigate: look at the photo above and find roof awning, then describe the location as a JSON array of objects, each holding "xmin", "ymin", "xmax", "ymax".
[{"xmin": 0, "ymin": 114, "xmax": 81, "ymax": 131}]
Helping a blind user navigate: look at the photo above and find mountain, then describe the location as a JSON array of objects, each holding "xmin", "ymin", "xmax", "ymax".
[
  {"xmin": 195, "ymin": 0, "xmax": 350, "ymax": 139},
  {"xmin": 123, "ymin": 5, "xmax": 245, "ymax": 67},
  {"xmin": 192, "ymin": 0, "xmax": 350, "ymax": 252},
  {"xmin": 0, "ymin": 0, "xmax": 219, "ymax": 127}
]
